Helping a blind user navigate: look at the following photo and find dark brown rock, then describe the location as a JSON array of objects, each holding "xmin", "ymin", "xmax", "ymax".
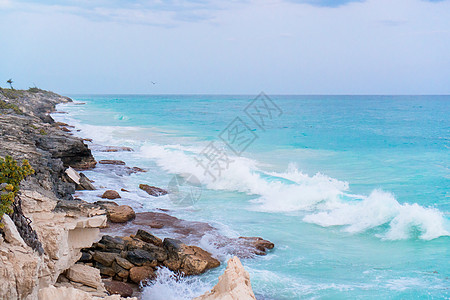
[
  {"xmin": 97, "ymin": 235, "xmax": 126, "ymax": 252},
  {"xmin": 92, "ymin": 251, "xmax": 118, "ymax": 267},
  {"xmin": 108, "ymin": 205, "xmax": 135, "ymax": 223},
  {"xmin": 139, "ymin": 184, "xmax": 168, "ymax": 197},
  {"xmin": 115, "ymin": 256, "xmax": 134, "ymax": 270},
  {"xmin": 129, "ymin": 266, "xmax": 155, "ymax": 284},
  {"xmin": 99, "ymin": 160, "xmax": 126, "ymax": 165},
  {"xmin": 101, "ymin": 190, "xmax": 121, "ymax": 200},
  {"xmin": 112, "ymin": 261, "xmax": 130, "ymax": 278},
  {"xmin": 126, "ymin": 249, "xmax": 157, "ymax": 267},
  {"xmin": 104, "ymin": 281, "xmax": 134, "ymax": 298},
  {"xmin": 163, "ymin": 238, "xmax": 220, "ymax": 275},
  {"xmin": 135, "ymin": 229, "xmax": 163, "ymax": 247},
  {"xmin": 96, "ymin": 263, "xmax": 115, "ymax": 277}
]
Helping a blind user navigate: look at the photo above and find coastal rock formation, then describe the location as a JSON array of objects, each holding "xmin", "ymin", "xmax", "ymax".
[
  {"xmin": 101, "ymin": 190, "xmax": 121, "ymax": 200},
  {"xmin": 102, "ymin": 212, "xmax": 274, "ymax": 258},
  {"xmin": 94, "ymin": 201, "xmax": 136, "ymax": 223},
  {"xmin": 139, "ymin": 184, "xmax": 168, "ymax": 197},
  {"xmin": 99, "ymin": 160, "xmax": 126, "ymax": 166},
  {"xmin": 64, "ymin": 167, "xmax": 96, "ymax": 190},
  {"xmin": 194, "ymin": 256, "xmax": 256, "ymax": 300},
  {"xmin": 0, "ymin": 89, "xmax": 108, "ymax": 299},
  {"xmin": 79, "ymin": 229, "xmax": 220, "ymax": 284}
]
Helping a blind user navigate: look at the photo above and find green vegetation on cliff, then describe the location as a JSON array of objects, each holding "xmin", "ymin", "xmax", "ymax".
[{"xmin": 0, "ymin": 156, "xmax": 34, "ymax": 226}]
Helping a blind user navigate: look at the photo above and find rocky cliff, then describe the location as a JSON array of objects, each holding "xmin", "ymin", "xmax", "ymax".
[{"xmin": 0, "ymin": 89, "xmax": 120, "ymax": 299}]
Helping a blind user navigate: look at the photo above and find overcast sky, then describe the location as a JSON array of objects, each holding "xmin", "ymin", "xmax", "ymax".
[{"xmin": 0, "ymin": 0, "xmax": 449, "ymax": 94}]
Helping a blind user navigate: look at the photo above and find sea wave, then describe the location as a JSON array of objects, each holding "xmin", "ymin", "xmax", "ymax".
[{"xmin": 139, "ymin": 144, "xmax": 449, "ymax": 241}]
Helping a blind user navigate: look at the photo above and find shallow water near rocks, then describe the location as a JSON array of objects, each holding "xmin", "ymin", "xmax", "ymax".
[{"xmin": 53, "ymin": 95, "xmax": 449, "ymax": 299}]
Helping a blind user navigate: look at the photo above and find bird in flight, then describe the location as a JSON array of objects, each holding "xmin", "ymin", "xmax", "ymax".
[{"xmin": 151, "ymin": 81, "xmax": 156, "ymax": 85}]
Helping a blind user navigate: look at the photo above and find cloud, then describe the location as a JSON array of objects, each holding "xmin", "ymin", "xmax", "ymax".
[
  {"xmin": 0, "ymin": 0, "xmax": 241, "ymax": 26},
  {"xmin": 284, "ymin": 0, "xmax": 364, "ymax": 7}
]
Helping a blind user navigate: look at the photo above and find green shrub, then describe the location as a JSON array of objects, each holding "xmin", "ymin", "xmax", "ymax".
[
  {"xmin": 0, "ymin": 100, "xmax": 23, "ymax": 114},
  {"xmin": 39, "ymin": 129, "xmax": 47, "ymax": 135},
  {"xmin": 0, "ymin": 156, "xmax": 34, "ymax": 226},
  {"xmin": 0, "ymin": 89, "xmax": 24, "ymax": 100},
  {"xmin": 28, "ymin": 87, "xmax": 46, "ymax": 93}
]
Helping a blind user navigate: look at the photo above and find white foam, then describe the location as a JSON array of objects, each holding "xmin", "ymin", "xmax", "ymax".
[
  {"xmin": 303, "ymin": 190, "xmax": 449, "ymax": 240},
  {"xmin": 139, "ymin": 143, "xmax": 449, "ymax": 240},
  {"xmin": 141, "ymin": 267, "xmax": 213, "ymax": 300}
]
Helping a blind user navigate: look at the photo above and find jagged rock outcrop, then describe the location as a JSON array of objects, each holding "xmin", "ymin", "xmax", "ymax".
[
  {"xmin": 79, "ymin": 229, "xmax": 220, "ymax": 284},
  {"xmin": 194, "ymin": 256, "xmax": 256, "ymax": 300},
  {"xmin": 0, "ymin": 90, "xmax": 107, "ymax": 299}
]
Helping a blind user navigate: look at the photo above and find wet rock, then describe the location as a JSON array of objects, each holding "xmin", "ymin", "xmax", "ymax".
[
  {"xmin": 129, "ymin": 266, "xmax": 155, "ymax": 284},
  {"xmin": 92, "ymin": 251, "xmax": 119, "ymax": 267},
  {"xmin": 64, "ymin": 167, "xmax": 96, "ymax": 190},
  {"xmin": 107, "ymin": 205, "xmax": 135, "ymax": 223},
  {"xmin": 126, "ymin": 249, "xmax": 157, "ymax": 267},
  {"xmin": 139, "ymin": 184, "xmax": 168, "ymax": 197},
  {"xmin": 95, "ymin": 200, "xmax": 119, "ymax": 210},
  {"xmin": 120, "ymin": 188, "xmax": 129, "ymax": 192},
  {"xmin": 79, "ymin": 173, "xmax": 96, "ymax": 190},
  {"xmin": 142, "ymin": 243, "xmax": 168, "ymax": 262},
  {"xmin": 131, "ymin": 167, "xmax": 146, "ymax": 173},
  {"xmin": 79, "ymin": 252, "xmax": 92, "ymax": 262},
  {"xmin": 112, "ymin": 261, "xmax": 130, "ymax": 279},
  {"xmin": 238, "ymin": 237, "xmax": 274, "ymax": 254},
  {"xmin": 115, "ymin": 257, "xmax": 134, "ymax": 270},
  {"xmin": 96, "ymin": 236, "xmax": 126, "ymax": 252},
  {"xmin": 104, "ymin": 280, "xmax": 134, "ymax": 298},
  {"xmin": 163, "ymin": 238, "xmax": 220, "ymax": 275},
  {"xmin": 100, "ymin": 146, "xmax": 134, "ymax": 152},
  {"xmin": 96, "ymin": 263, "xmax": 116, "ymax": 277},
  {"xmin": 135, "ymin": 229, "xmax": 163, "ymax": 247},
  {"xmin": 99, "ymin": 160, "xmax": 126, "ymax": 165},
  {"xmin": 101, "ymin": 190, "xmax": 121, "ymax": 200}
]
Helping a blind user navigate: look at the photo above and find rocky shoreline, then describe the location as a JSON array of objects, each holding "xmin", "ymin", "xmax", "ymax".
[{"xmin": 0, "ymin": 89, "xmax": 273, "ymax": 300}]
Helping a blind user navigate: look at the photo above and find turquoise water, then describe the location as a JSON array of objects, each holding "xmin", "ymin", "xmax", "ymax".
[{"xmin": 54, "ymin": 95, "xmax": 449, "ymax": 299}]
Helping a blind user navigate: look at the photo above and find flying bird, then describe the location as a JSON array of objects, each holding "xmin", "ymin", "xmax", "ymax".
[{"xmin": 151, "ymin": 81, "xmax": 156, "ymax": 85}]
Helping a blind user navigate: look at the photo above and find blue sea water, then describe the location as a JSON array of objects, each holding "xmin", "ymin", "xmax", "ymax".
[{"xmin": 53, "ymin": 95, "xmax": 449, "ymax": 299}]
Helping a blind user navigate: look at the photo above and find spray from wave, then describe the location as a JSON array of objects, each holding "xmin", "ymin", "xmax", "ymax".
[
  {"xmin": 141, "ymin": 267, "xmax": 212, "ymax": 300},
  {"xmin": 140, "ymin": 144, "xmax": 449, "ymax": 241}
]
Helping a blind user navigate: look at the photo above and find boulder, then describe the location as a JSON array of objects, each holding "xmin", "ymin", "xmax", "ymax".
[
  {"xmin": 163, "ymin": 238, "xmax": 220, "ymax": 275},
  {"xmin": 100, "ymin": 146, "xmax": 134, "ymax": 153},
  {"xmin": 101, "ymin": 190, "xmax": 121, "ymax": 200},
  {"xmin": 107, "ymin": 205, "xmax": 135, "ymax": 223},
  {"xmin": 135, "ymin": 229, "xmax": 163, "ymax": 246},
  {"xmin": 79, "ymin": 173, "xmax": 96, "ymax": 190},
  {"xmin": 92, "ymin": 251, "xmax": 119, "ymax": 267},
  {"xmin": 238, "ymin": 237, "xmax": 274, "ymax": 254},
  {"xmin": 139, "ymin": 184, "xmax": 168, "ymax": 197},
  {"xmin": 126, "ymin": 249, "xmax": 157, "ymax": 267},
  {"xmin": 96, "ymin": 236, "xmax": 125, "ymax": 252},
  {"xmin": 1, "ymin": 214, "xmax": 27, "ymax": 247},
  {"xmin": 96, "ymin": 263, "xmax": 115, "ymax": 277},
  {"xmin": 103, "ymin": 281, "xmax": 134, "ymax": 298},
  {"xmin": 129, "ymin": 266, "xmax": 155, "ymax": 284},
  {"xmin": 65, "ymin": 264, "xmax": 103, "ymax": 289},
  {"xmin": 98, "ymin": 160, "xmax": 126, "ymax": 165},
  {"xmin": 112, "ymin": 261, "xmax": 130, "ymax": 278},
  {"xmin": 194, "ymin": 256, "xmax": 256, "ymax": 300},
  {"xmin": 115, "ymin": 257, "xmax": 134, "ymax": 270}
]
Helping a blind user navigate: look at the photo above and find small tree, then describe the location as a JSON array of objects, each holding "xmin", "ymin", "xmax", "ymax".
[
  {"xmin": 6, "ymin": 79, "xmax": 13, "ymax": 90},
  {"xmin": 0, "ymin": 156, "xmax": 34, "ymax": 226}
]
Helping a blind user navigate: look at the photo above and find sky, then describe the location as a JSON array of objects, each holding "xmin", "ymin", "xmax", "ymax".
[{"xmin": 0, "ymin": 0, "xmax": 449, "ymax": 94}]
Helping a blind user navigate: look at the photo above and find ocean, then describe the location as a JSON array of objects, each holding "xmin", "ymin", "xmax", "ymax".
[{"xmin": 53, "ymin": 95, "xmax": 449, "ymax": 299}]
